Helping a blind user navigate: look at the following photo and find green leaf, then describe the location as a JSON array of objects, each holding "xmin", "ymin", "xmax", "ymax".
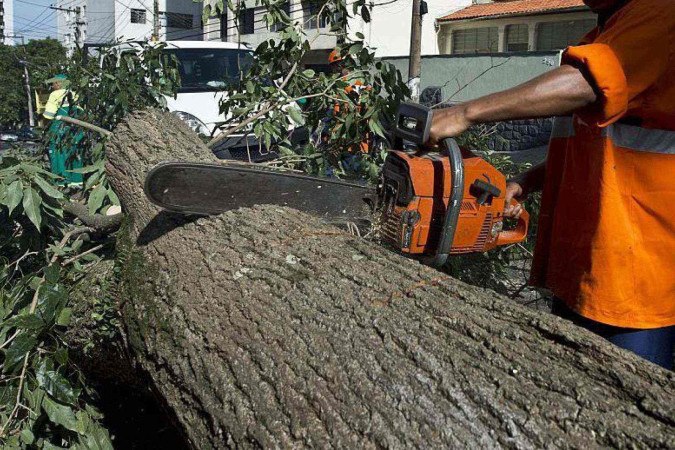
[
  {"xmin": 107, "ymin": 188, "xmax": 120, "ymax": 206},
  {"xmin": 33, "ymin": 176, "xmax": 64, "ymax": 199},
  {"xmin": 4, "ymin": 313, "xmax": 45, "ymax": 330},
  {"xmin": 288, "ymin": 107, "xmax": 304, "ymax": 126},
  {"xmin": 22, "ymin": 187, "xmax": 43, "ymax": 230},
  {"xmin": 302, "ymin": 69, "xmax": 315, "ymax": 78},
  {"xmin": 20, "ymin": 428, "xmax": 35, "ymax": 444},
  {"xmin": 72, "ymin": 416, "xmax": 114, "ymax": 450},
  {"xmin": 38, "ymin": 284, "xmax": 67, "ymax": 324},
  {"xmin": 349, "ymin": 42, "xmax": 363, "ymax": 55},
  {"xmin": 42, "ymin": 395, "xmax": 80, "ymax": 433},
  {"xmin": 355, "ymin": 32, "xmax": 364, "ymax": 39},
  {"xmin": 36, "ymin": 360, "xmax": 79, "ymax": 404},
  {"xmin": 202, "ymin": 3, "xmax": 212, "ymax": 23},
  {"xmin": 44, "ymin": 264, "xmax": 60, "ymax": 284},
  {"xmin": 4, "ymin": 180, "xmax": 23, "ymax": 215},
  {"xmin": 4, "ymin": 333, "xmax": 37, "ymax": 373},
  {"xmin": 56, "ymin": 307, "xmax": 72, "ymax": 326},
  {"xmin": 0, "ymin": 384, "xmax": 18, "ymax": 405},
  {"xmin": 68, "ymin": 163, "xmax": 102, "ymax": 174},
  {"xmin": 361, "ymin": 5, "xmax": 371, "ymax": 22},
  {"xmin": 369, "ymin": 118, "xmax": 386, "ymax": 138},
  {"xmin": 54, "ymin": 347, "xmax": 68, "ymax": 365},
  {"xmin": 88, "ymin": 184, "xmax": 107, "ymax": 215}
]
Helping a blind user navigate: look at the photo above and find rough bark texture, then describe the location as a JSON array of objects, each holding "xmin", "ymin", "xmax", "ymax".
[{"xmin": 105, "ymin": 109, "xmax": 674, "ymax": 449}]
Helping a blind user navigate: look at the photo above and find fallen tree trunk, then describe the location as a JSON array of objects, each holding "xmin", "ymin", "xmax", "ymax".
[{"xmin": 105, "ymin": 109, "xmax": 674, "ymax": 449}]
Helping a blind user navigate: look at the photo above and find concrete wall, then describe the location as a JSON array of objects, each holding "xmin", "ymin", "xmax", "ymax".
[
  {"xmin": 349, "ymin": 0, "xmax": 470, "ymax": 58},
  {"xmin": 382, "ymin": 51, "xmax": 560, "ymax": 103}
]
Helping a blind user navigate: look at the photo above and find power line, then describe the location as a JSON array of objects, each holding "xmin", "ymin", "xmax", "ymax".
[
  {"xmin": 13, "ymin": 11, "xmax": 57, "ymax": 34},
  {"xmin": 14, "ymin": 0, "xmax": 54, "ymax": 7}
]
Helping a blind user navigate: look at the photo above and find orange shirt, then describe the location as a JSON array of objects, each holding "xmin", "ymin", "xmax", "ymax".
[{"xmin": 530, "ymin": 0, "xmax": 675, "ymax": 328}]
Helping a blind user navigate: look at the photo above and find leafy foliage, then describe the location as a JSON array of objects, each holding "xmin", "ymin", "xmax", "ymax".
[
  {"xmin": 204, "ymin": 0, "xmax": 409, "ymax": 181},
  {"xmin": 0, "ymin": 152, "xmax": 113, "ymax": 447},
  {"xmin": 0, "ymin": 43, "xmax": 179, "ymax": 446}
]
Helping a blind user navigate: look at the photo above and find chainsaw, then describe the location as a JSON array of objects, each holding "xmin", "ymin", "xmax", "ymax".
[{"xmin": 144, "ymin": 102, "xmax": 529, "ymax": 267}]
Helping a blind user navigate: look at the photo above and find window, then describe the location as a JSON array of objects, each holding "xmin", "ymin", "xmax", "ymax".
[
  {"xmin": 130, "ymin": 9, "xmax": 146, "ymax": 24},
  {"xmin": 271, "ymin": 2, "xmax": 290, "ymax": 32},
  {"xmin": 505, "ymin": 24, "xmax": 528, "ymax": 52},
  {"xmin": 239, "ymin": 8, "xmax": 255, "ymax": 35},
  {"xmin": 536, "ymin": 19, "xmax": 596, "ymax": 50},
  {"xmin": 165, "ymin": 48, "xmax": 253, "ymax": 93},
  {"xmin": 220, "ymin": 11, "xmax": 228, "ymax": 40},
  {"xmin": 452, "ymin": 27, "xmax": 498, "ymax": 54},
  {"xmin": 303, "ymin": 1, "xmax": 329, "ymax": 30},
  {"xmin": 166, "ymin": 12, "xmax": 194, "ymax": 29}
]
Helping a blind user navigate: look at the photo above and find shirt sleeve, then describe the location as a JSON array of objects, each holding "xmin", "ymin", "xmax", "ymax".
[
  {"xmin": 43, "ymin": 91, "xmax": 62, "ymax": 120},
  {"xmin": 561, "ymin": 0, "xmax": 673, "ymax": 126}
]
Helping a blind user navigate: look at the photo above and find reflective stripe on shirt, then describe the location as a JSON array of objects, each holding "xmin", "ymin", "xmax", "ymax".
[
  {"xmin": 550, "ymin": 116, "xmax": 574, "ymax": 139},
  {"xmin": 604, "ymin": 123, "xmax": 675, "ymax": 154},
  {"xmin": 549, "ymin": 116, "xmax": 675, "ymax": 154}
]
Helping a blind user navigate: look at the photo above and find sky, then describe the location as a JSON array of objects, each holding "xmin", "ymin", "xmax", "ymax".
[{"xmin": 11, "ymin": 0, "xmax": 59, "ymax": 42}]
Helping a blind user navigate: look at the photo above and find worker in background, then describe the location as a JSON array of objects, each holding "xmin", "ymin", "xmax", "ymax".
[
  {"xmin": 428, "ymin": 0, "xmax": 674, "ymax": 369},
  {"xmin": 328, "ymin": 49, "xmax": 371, "ymax": 156},
  {"xmin": 43, "ymin": 74, "xmax": 83, "ymax": 185}
]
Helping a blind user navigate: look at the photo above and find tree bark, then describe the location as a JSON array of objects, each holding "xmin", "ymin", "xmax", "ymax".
[{"xmin": 104, "ymin": 109, "xmax": 674, "ymax": 449}]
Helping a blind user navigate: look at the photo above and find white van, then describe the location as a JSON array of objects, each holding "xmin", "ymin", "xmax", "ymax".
[
  {"xmin": 162, "ymin": 41, "xmax": 307, "ymax": 160},
  {"xmin": 161, "ymin": 41, "xmax": 252, "ymax": 138}
]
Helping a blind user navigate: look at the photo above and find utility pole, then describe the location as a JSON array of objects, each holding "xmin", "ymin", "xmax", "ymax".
[
  {"xmin": 74, "ymin": 6, "xmax": 86, "ymax": 50},
  {"xmin": 152, "ymin": 0, "xmax": 160, "ymax": 41},
  {"xmin": 12, "ymin": 33, "xmax": 34, "ymax": 127},
  {"xmin": 407, "ymin": 0, "xmax": 425, "ymax": 102},
  {"xmin": 20, "ymin": 61, "xmax": 35, "ymax": 127},
  {"xmin": 50, "ymin": 3, "xmax": 86, "ymax": 55}
]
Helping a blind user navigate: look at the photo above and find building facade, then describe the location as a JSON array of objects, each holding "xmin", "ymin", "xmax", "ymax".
[
  {"xmin": 202, "ymin": 0, "xmax": 471, "ymax": 69},
  {"xmin": 56, "ymin": 0, "xmax": 203, "ymax": 52},
  {"xmin": 436, "ymin": 0, "xmax": 596, "ymax": 54},
  {"xmin": 1, "ymin": 0, "xmax": 14, "ymax": 45}
]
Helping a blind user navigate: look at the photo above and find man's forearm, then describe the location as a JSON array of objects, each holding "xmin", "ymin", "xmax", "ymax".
[
  {"xmin": 430, "ymin": 65, "xmax": 597, "ymax": 140},
  {"xmin": 463, "ymin": 65, "xmax": 597, "ymax": 123}
]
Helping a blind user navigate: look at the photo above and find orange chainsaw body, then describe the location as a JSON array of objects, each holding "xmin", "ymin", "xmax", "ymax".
[{"xmin": 380, "ymin": 149, "xmax": 528, "ymax": 256}]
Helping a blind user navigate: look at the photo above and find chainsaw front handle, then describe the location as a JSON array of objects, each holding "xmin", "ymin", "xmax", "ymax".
[
  {"xmin": 496, "ymin": 199, "xmax": 530, "ymax": 246},
  {"xmin": 432, "ymin": 138, "xmax": 464, "ymax": 268}
]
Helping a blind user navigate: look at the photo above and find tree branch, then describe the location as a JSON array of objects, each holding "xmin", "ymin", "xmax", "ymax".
[{"xmin": 62, "ymin": 201, "xmax": 122, "ymax": 234}]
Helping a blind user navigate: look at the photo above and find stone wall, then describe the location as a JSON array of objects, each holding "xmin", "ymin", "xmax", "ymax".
[{"xmin": 488, "ymin": 118, "xmax": 553, "ymax": 152}]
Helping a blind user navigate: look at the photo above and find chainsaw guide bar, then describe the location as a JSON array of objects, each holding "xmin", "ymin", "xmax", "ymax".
[{"xmin": 144, "ymin": 162, "xmax": 374, "ymax": 219}]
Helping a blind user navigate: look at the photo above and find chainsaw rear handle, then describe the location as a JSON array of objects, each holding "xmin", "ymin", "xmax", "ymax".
[{"xmin": 496, "ymin": 199, "xmax": 530, "ymax": 245}]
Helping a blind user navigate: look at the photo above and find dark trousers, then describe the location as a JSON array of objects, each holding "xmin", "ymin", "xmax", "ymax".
[{"xmin": 552, "ymin": 299, "xmax": 674, "ymax": 370}]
